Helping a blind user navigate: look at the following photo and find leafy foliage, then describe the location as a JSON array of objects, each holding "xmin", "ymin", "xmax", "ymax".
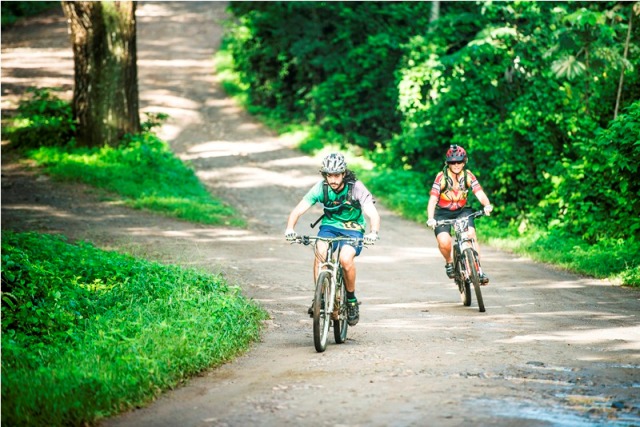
[
  {"xmin": 1, "ymin": 1, "xmax": 59, "ymax": 28},
  {"xmin": 224, "ymin": 1, "xmax": 640, "ymax": 285},
  {"xmin": 4, "ymin": 88, "xmax": 75, "ymax": 149},
  {"xmin": 1, "ymin": 231, "xmax": 268, "ymax": 426},
  {"xmin": 7, "ymin": 89, "xmax": 245, "ymax": 227},
  {"xmin": 227, "ymin": 1, "xmax": 433, "ymax": 148},
  {"xmin": 28, "ymin": 133, "xmax": 244, "ymax": 226}
]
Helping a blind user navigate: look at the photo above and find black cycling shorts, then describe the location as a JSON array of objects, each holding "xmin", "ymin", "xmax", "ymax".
[{"xmin": 433, "ymin": 207, "xmax": 475, "ymax": 237}]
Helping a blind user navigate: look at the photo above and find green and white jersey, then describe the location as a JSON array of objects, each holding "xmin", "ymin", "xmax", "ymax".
[{"xmin": 303, "ymin": 179, "xmax": 375, "ymax": 232}]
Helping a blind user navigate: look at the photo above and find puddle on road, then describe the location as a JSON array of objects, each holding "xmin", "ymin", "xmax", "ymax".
[{"xmin": 474, "ymin": 396, "xmax": 640, "ymax": 427}]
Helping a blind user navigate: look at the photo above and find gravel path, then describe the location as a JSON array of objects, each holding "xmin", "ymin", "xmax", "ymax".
[{"xmin": 2, "ymin": 3, "xmax": 639, "ymax": 426}]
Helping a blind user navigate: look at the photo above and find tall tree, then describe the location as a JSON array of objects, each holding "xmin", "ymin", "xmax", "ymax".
[{"xmin": 62, "ymin": 1, "xmax": 140, "ymax": 147}]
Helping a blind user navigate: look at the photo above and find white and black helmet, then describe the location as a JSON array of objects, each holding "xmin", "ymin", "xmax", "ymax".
[{"xmin": 320, "ymin": 153, "xmax": 347, "ymax": 174}]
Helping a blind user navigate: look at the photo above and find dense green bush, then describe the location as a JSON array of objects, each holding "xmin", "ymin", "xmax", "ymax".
[
  {"xmin": 223, "ymin": 1, "xmax": 640, "ymax": 285},
  {"xmin": 227, "ymin": 2, "xmax": 433, "ymax": 148},
  {"xmin": 7, "ymin": 89, "xmax": 244, "ymax": 227},
  {"xmin": 4, "ymin": 88, "xmax": 75, "ymax": 149},
  {"xmin": 1, "ymin": 1, "xmax": 59, "ymax": 28},
  {"xmin": 1, "ymin": 231, "xmax": 268, "ymax": 426}
]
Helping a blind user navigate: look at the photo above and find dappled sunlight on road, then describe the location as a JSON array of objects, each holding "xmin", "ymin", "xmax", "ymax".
[
  {"xmin": 199, "ymin": 165, "xmax": 319, "ymax": 189},
  {"xmin": 501, "ymin": 325, "xmax": 640, "ymax": 351},
  {"xmin": 1, "ymin": 47, "xmax": 73, "ymax": 110},
  {"xmin": 183, "ymin": 140, "xmax": 285, "ymax": 160},
  {"xmin": 263, "ymin": 155, "xmax": 319, "ymax": 169},
  {"xmin": 3, "ymin": 204, "xmax": 75, "ymax": 219},
  {"xmin": 359, "ymin": 247, "xmax": 439, "ymax": 264},
  {"xmin": 1, "ymin": 49, "xmax": 71, "ymax": 70}
]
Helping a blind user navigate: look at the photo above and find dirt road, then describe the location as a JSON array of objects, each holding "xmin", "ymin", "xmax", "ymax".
[{"xmin": 2, "ymin": 3, "xmax": 639, "ymax": 426}]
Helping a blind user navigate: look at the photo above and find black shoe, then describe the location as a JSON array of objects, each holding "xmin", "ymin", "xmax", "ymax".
[
  {"xmin": 480, "ymin": 273, "xmax": 490, "ymax": 285},
  {"xmin": 347, "ymin": 299, "xmax": 360, "ymax": 326},
  {"xmin": 445, "ymin": 263, "xmax": 455, "ymax": 279},
  {"xmin": 307, "ymin": 304, "xmax": 313, "ymax": 318}
]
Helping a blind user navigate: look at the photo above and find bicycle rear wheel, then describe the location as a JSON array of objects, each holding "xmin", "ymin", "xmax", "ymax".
[
  {"xmin": 313, "ymin": 271, "xmax": 332, "ymax": 352},
  {"xmin": 333, "ymin": 272, "xmax": 348, "ymax": 344},
  {"xmin": 464, "ymin": 248, "xmax": 485, "ymax": 312}
]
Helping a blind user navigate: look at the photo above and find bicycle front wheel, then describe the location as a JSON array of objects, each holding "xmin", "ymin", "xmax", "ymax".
[
  {"xmin": 333, "ymin": 272, "xmax": 348, "ymax": 344},
  {"xmin": 464, "ymin": 248, "xmax": 485, "ymax": 312},
  {"xmin": 456, "ymin": 257, "xmax": 471, "ymax": 306},
  {"xmin": 313, "ymin": 271, "xmax": 332, "ymax": 352}
]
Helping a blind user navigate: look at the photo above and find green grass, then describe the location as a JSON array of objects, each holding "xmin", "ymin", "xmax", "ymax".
[
  {"xmin": 4, "ymin": 88, "xmax": 244, "ymax": 227},
  {"xmin": 1, "ymin": 231, "xmax": 269, "ymax": 426},
  {"xmin": 356, "ymin": 163, "xmax": 639, "ymax": 286},
  {"xmin": 28, "ymin": 136, "xmax": 244, "ymax": 226},
  {"xmin": 485, "ymin": 229, "xmax": 640, "ymax": 286}
]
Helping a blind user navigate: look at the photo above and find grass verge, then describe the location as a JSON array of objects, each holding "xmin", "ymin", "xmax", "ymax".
[
  {"xmin": 3, "ymin": 88, "xmax": 245, "ymax": 227},
  {"xmin": 1, "ymin": 231, "xmax": 269, "ymax": 426}
]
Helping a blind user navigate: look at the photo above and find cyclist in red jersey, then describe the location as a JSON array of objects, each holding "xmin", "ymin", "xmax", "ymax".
[{"xmin": 426, "ymin": 145, "xmax": 493, "ymax": 283}]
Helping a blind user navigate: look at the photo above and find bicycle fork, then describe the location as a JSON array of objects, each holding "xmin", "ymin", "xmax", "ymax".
[
  {"xmin": 317, "ymin": 263, "xmax": 337, "ymax": 322},
  {"xmin": 459, "ymin": 238, "xmax": 486, "ymax": 278}
]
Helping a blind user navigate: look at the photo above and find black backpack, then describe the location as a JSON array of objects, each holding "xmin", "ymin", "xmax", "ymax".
[{"xmin": 322, "ymin": 180, "xmax": 361, "ymax": 217}]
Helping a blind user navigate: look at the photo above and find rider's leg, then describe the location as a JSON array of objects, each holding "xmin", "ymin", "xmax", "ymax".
[
  {"xmin": 339, "ymin": 245, "xmax": 360, "ymax": 325},
  {"xmin": 436, "ymin": 231, "xmax": 455, "ymax": 279},
  {"xmin": 436, "ymin": 232, "xmax": 453, "ymax": 263},
  {"xmin": 313, "ymin": 240, "xmax": 329, "ymax": 283},
  {"xmin": 339, "ymin": 245, "xmax": 357, "ymax": 293}
]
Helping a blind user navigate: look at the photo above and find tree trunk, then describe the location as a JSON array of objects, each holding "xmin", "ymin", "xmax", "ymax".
[
  {"xmin": 614, "ymin": 6, "xmax": 633, "ymax": 120},
  {"xmin": 429, "ymin": 1, "xmax": 440, "ymax": 30},
  {"xmin": 61, "ymin": 1, "xmax": 140, "ymax": 147}
]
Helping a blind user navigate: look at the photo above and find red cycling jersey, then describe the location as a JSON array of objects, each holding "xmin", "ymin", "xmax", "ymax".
[{"xmin": 430, "ymin": 168, "xmax": 483, "ymax": 211}]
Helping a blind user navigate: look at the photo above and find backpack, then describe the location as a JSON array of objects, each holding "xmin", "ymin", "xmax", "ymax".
[
  {"xmin": 310, "ymin": 180, "xmax": 363, "ymax": 228},
  {"xmin": 322, "ymin": 180, "xmax": 361, "ymax": 218},
  {"xmin": 440, "ymin": 165, "xmax": 471, "ymax": 192}
]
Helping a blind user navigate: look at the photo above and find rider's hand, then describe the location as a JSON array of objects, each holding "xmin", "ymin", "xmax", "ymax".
[
  {"xmin": 364, "ymin": 231, "xmax": 379, "ymax": 244},
  {"xmin": 284, "ymin": 228, "xmax": 297, "ymax": 241},
  {"xmin": 427, "ymin": 218, "xmax": 437, "ymax": 229},
  {"xmin": 483, "ymin": 204, "xmax": 493, "ymax": 216}
]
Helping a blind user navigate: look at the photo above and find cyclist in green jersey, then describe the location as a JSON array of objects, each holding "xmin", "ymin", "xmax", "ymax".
[{"xmin": 285, "ymin": 153, "xmax": 381, "ymax": 326}]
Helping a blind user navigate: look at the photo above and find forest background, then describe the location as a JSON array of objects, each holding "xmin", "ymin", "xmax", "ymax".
[
  {"xmin": 220, "ymin": 1, "xmax": 640, "ymax": 285},
  {"xmin": 2, "ymin": 0, "xmax": 639, "ymax": 287}
]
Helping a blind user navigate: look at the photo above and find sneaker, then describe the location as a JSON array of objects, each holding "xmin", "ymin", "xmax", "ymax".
[
  {"xmin": 307, "ymin": 299, "xmax": 316, "ymax": 318},
  {"xmin": 480, "ymin": 273, "xmax": 490, "ymax": 285},
  {"xmin": 347, "ymin": 299, "xmax": 360, "ymax": 326},
  {"xmin": 445, "ymin": 263, "xmax": 455, "ymax": 279}
]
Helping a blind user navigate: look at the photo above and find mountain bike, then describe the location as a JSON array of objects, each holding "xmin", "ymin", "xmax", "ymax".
[
  {"xmin": 434, "ymin": 210, "xmax": 487, "ymax": 313},
  {"xmin": 293, "ymin": 235, "xmax": 367, "ymax": 352}
]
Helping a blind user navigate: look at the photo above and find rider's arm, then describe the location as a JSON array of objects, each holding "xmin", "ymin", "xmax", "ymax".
[
  {"xmin": 427, "ymin": 172, "xmax": 443, "ymax": 222},
  {"xmin": 427, "ymin": 194, "xmax": 438, "ymax": 221},
  {"xmin": 286, "ymin": 199, "xmax": 313, "ymax": 230},
  {"xmin": 474, "ymin": 190, "xmax": 491, "ymax": 209},
  {"xmin": 362, "ymin": 201, "xmax": 380, "ymax": 234}
]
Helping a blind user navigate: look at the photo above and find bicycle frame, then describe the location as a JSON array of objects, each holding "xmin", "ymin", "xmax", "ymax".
[
  {"xmin": 435, "ymin": 210, "xmax": 486, "ymax": 312},
  {"xmin": 294, "ymin": 235, "xmax": 365, "ymax": 351}
]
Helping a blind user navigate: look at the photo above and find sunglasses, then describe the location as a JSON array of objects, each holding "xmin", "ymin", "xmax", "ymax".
[{"xmin": 448, "ymin": 161, "xmax": 464, "ymax": 165}]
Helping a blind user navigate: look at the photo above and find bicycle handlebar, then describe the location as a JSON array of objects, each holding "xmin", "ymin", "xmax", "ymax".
[
  {"xmin": 291, "ymin": 235, "xmax": 371, "ymax": 246},
  {"xmin": 434, "ymin": 210, "xmax": 485, "ymax": 228}
]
